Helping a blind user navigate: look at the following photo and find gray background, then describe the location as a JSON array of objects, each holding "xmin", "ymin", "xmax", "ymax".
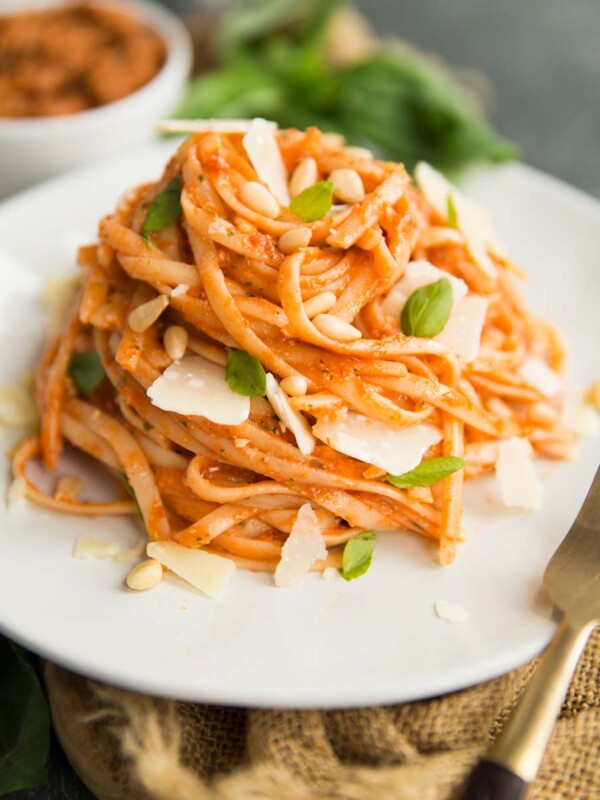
[{"xmin": 6, "ymin": 1, "xmax": 599, "ymax": 798}]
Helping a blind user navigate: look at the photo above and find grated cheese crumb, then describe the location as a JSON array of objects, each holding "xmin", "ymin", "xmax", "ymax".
[
  {"xmin": 170, "ymin": 283, "xmax": 189, "ymax": 298},
  {"xmin": 73, "ymin": 535, "xmax": 121, "ymax": 560},
  {"xmin": 322, "ymin": 567, "xmax": 339, "ymax": 580},
  {"xmin": 435, "ymin": 600, "xmax": 469, "ymax": 623}
]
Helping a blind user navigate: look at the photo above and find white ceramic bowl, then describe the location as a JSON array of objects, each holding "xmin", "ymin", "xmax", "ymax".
[{"xmin": 0, "ymin": 0, "xmax": 192, "ymax": 198}]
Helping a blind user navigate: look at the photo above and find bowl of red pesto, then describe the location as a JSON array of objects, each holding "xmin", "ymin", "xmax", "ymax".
[{"xmin": 0, "ymin": 0, "xmax": 192, "ymax": 198}]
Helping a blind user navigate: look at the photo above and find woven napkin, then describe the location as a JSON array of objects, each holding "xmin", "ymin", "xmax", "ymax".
[{"xmin": 44, "ymin": 629, "xmax": 599, "ymax": 800}]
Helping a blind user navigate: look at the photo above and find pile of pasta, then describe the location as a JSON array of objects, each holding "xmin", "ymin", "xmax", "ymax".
[{"xmin": 18, "ymin": 124, "xmax": 576, "ymax": 574}]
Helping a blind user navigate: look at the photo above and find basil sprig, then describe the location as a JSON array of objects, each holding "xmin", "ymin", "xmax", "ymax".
[
  {"xmin": 446, "ymin": 193, "xmax": 458, "ymax": 228},
  {"xmin": 0, "ymin": 637, "xmax": 50, "ymax": 795},
  {"xmin": 340, "ymin": 531, "xmax": 377, "ymax": 581},
  {"xmin": 385, "ymin": 457, "xmax": 465, "ymax": 489},
  {"xmin": 289, "ymin": 181, "xmax": 334, "ymax": 221},
  {"xmin": 401, "ymin": 277, "xmax": 453, "ymax": 338},
  {"xmin": 68, "ymin": 351, "xmax": 105, "ymax": 396},
  {"xmin": 142, "ymin": 177, "xmax": 183, "ymax": 242},
  {"xmin": 226, "ymin": 349, "xmax": 266, "ymax": 396}
]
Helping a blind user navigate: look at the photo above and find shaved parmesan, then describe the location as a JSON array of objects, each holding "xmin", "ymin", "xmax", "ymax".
[
  {"xmin": 156, "ymin": 119, "xmax": 255, "ymax": 135},
  {"xmin": 381, "ymin": 262, "xmax": 485, "ymax": 361},
  {"xmin": 0, "ymin": 383, "xmax": 37, "ymax": 428},
  {"xmin": 170, "ymin": 283, "xmax": 189, "ymax": 298},
  {"xmin": 147, "ymin": 355, "xmax": 250, "ymax": 425},
  {"xmin": 563, "ymin": 388, "xmax": 600, "ymax": 436},
  {"xmin": 73, "ymin": 536, "xmax": 121, "ymax": 560},
  {"xmin": 147, "ymin": 541, "xmax": 235, "ymax": 598},
  {"xmin": 243, "ymin": 118, "xmax": 290, "ymax": 206},
  {"xmin": 6, "ymin": 476, "xmax": 27, "ymax": 514},
  {"xmin": 496, "ymin": 437, "xmax": 543, "ymax": 510},
  {"xmin": 274, "ymin": 504, "xmax": 327, "ymax": 588},
  {"xmin": 518, "ymin": 357, "xmax": 563, "ymax": 398},
  {"xmin": 435, "ymin": 600, "xmax": 469, "ymax": 623},
  {"xmin": 436, "ymin": 295, "xmax": 488, "ymax": 363},
  {"xmin": 265, "ymin": 373, "xmax": 315, "ymax": 455},
  {"xmin": 39, "ymin": 272, "xmax": 83, "ymax": 335},
  {"xmin": 313, "ymin": 412, "xmax": 442, "ymax": 475},
  {"xmin": 381, "ymin": 260, "xmax": 467, "ymax": 321},
  {"xmin": 415, "ymin": 161, "xmax": 498, "ymax": 279}
]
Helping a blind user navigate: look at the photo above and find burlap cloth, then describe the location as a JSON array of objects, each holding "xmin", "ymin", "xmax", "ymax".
[{"xmin": 43, "ymin": 630, "xmax": 600, "ymax": 800}]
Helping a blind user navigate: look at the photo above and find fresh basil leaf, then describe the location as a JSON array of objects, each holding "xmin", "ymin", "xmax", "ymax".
[
  {"xmin": 341, "ymin": 531, "xmax": 377, "ymax": 581},
  {"xmin": 226, "ymin": 349, "xmax": 267, "ymax": 396},
  {"xmin": 120, "ymin": 473, "xmax": 143, "ymax": 518},
  {"xmin": 400, "ymin": 277, "xmax": 453, "ymax": 338},
  {"xmin": 447, "ymin": 193, "xmax": 458, "ymax": 228},
  {"xmin": 0, "ymin": 637, "xmax": 50, "ymax": 795},
  {"xmin": 142, "ymin": 178, "xmax": 183, "ymax": 241},
  {"xmin": 385, "ymin": 457, "xmax": 465, "ymax": 489},
  {"xmin": 289, "ymin": 181, "xmax": 334, "ymax": 221},
  {"xmin": 68, "ymin": 351, "xmax": 105, "ymax": 396}
]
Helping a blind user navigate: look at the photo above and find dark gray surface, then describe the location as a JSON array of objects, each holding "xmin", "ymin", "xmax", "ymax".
[{"xmin": 5, "ymin": 1, "xmax": 599, "ymax": 799}]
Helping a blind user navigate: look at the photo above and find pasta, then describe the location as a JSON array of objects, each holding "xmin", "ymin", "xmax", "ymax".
[{"xmin": 15, "ymin": 123, "xmax": 577, "ymax": 580}]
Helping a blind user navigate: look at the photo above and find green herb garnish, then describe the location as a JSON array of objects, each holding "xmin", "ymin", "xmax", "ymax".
[
  {"xmin": 385, "ymin": 457, "xmax": 465, "ymax": 489},
  {"xmin": 141, "ymin": 177, "xmax": 182, "ymax": 242},
  {"xmin": 226, "ymin": 349, "xmax": 267, "ymax": 396},
  {"xmin": 0, "ymin": 637, "xmax": 50, "ymax": 794},
  {"xmin": 289, "ymin": 181, "xmax": 334, "ymax": 221},
  {"xmin": 68, "ymin": 352, "xmax": 105, "ymax": 396},
  {"xmin": 400, "ymin": 278, "xmax": 453, "ymax": 338},
  {"xmin": 447, "ymin": 193, "xmax": 458, "ymax": 228},
  {"xmin": 174, "ymin": 2, "xmax": 515, "ymax": 176},
  {"xmin": 340, "ymin": 531, "xmax": 377, "ymax": 581}
]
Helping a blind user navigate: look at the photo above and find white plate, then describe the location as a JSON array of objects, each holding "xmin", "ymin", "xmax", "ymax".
[{"xmin": 0, "ymin": 145, "xmax": 598, "ymax": 709}]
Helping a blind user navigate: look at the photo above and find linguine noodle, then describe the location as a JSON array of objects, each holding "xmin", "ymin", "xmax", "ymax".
[{"xmin": 16, "ymin": 125, "xmax": 576, "ymax": 573}]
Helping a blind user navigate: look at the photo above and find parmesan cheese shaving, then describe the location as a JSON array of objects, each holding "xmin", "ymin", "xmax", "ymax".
[
  {"xmin": 265, "ymin": 373, "xmax": 315, "ymax": 455},
  {"xmin": 518, "ymin": 357, "xmax": 563, "ymax": 398},
  {"xmin": 313, "ymin": 413, "xmax": 442, "ymax": 475},
  {"xmin": 435, "ymin": 600, "xmax": 469, "ymax": 623},
  {"xmin": 274, "ymin": 503, "xmax": 327, "ymax": 588},
  {"xmin": 243, "ymin": 118, "xmax": 290, "ymax": 206},
  {"xmin": 415, "ymin": 161, "xmax": 498, "ymax": 279},
  {"xmin": 435, "ymin": 295, "xmax": 488, "ymax": 363},
  {"xmin": 496, "ymin": 437, "xmax": 543, "ymax": 510},
  {"xmin": 72, "ymin": 536, "xmax": 121, "ymax": 560},
  {"xmin": 563, "ymin": 388, "xmax": 600, "ymax": 436},
  {"xmin": 147, "ymin": 541, "xmax": 235, "ymax": 598},
  {"xmin": 147, "ymin": 355, "xmax": 250, "ymax": 425},
  {"xmin": 0, "ymin": 383, "xmax": 38, "ymax": 428},
  {"xmin": 156, "ymin": 119, "xmax": 255, "ymax": 135},
  {"xmin": 39, "ymin": 272, "xmax": 83, "ymax": 335}
]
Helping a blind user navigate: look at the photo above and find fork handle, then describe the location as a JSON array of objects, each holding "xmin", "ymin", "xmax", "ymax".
[{"xmin": 462, "ymin": 617, "xmax": 596, "ymax": 800}]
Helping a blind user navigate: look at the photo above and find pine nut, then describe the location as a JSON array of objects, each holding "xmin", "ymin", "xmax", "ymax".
[
  {"xmin": 280, "ymin": 375, "xmax": 308, "ymax": 397},
  {"xmin": 164, "ymin": 325, "xmax": 188, "ymax": 361},
  {"xmin": 278, "ymin": 227, "xmax": 312, "ymax": 254},
  {"xmin": 346, "ymin": 145, "xmax": 373, "ymax": 159},
  {"xmin": 312, "ymin": 313, "xmax": 362, "ymax": 341},
  {"xmin": 329, "ymin": 168, "xmax": 365, "ymax": 204},
  {"xmin": 97, "ymin": 243, "xmax": 113, "ymax": 267},
  {"xmin": 322, "ymin": 132, "xmax": 346, "ymax": 147},
  {"xmin": 289, "ymin": 157, "xmax": 318, "ymax": 198},
  {"xmin": 126, "ymin": 559, "xmax": 163, "ymax": 591},
  {"xmin": 54, "ymin": 474, "xmax": 83, "ymax": 500},
  {"xmin": 303, "ymin": 291, "xmax": 337, "ymax": 318},
  {"xmin": 128, "ymin": 295, "xmax": 169, "ymax": 333},
  {"xmin": 240, "ymin": 181, "xmax": 279, "ymax": 218},
  {"xmin": 527, "ymin": 402, "xmax": 560, "ymax": 427}
]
